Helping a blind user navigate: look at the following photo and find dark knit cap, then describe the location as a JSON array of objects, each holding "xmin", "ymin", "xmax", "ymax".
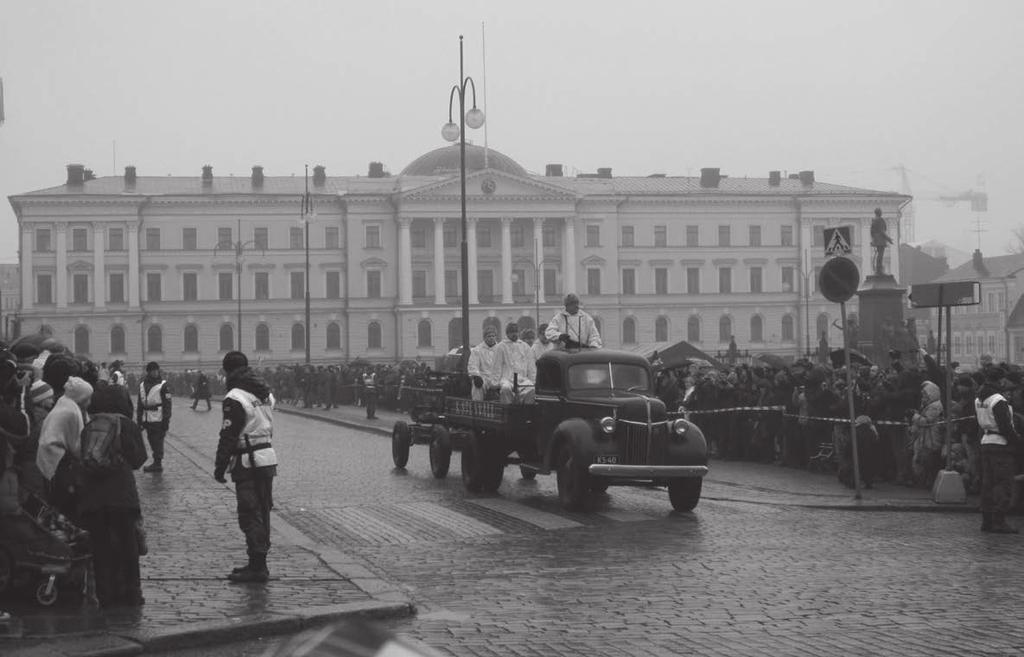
[
  {"xmin": 222, "ymin": 351, "xmax": 248, "ymax": 373},
  {"xmin": 146, "ymin": 361, "xmax": 161, "ymax": 372}
]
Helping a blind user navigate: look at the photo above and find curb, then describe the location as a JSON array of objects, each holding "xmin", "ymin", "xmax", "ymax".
[{"xmin": 274, "ymin": 405, "xmax": 393, "ymax": 437}]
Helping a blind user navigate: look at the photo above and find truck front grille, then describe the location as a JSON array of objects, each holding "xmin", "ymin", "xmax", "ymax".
[{"xmin": 618, "ymin": 420, "xmax": 669, "ymax": 465}]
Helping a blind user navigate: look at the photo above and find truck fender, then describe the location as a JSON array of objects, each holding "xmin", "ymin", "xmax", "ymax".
[
  {"xmin": 670, "ymin": 417, "xmax": 710, "ymax": 463},
  {"xmin": 544, "ymin": 417, "xmax": 596, "ymax": 471}
]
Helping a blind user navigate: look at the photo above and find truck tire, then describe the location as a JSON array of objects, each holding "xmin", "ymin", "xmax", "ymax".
[
  {"xmin": 589, "ymin": 478, "xmax": 610, "ymax": 494},
  {"xmin": 668, "ymin": 478, "xmax": 702, "ymax": 512},
  {"xmin": 479, "ymin": 445, "xmax": 505, "ymax": 493},
  {"xmin": 429, "ymin": 426, "xmax": 452, "ymax": 479},
  {"xmin": 556, "ymin": 441, "xmax": 588, "ymax": 511},
  {"xmin": 392, "ymin": 421, "xmax": 411, "ymax": 469},
  {"xmin": 461, "ymin": 437, "xmax": 483, "ymax": 493}
]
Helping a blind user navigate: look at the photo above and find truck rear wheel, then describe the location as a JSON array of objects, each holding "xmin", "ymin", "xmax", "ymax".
[
  {"xmin": 461, "ymin": 437, "xmax": 483, "ymax": 492},
  {"xmin": 556, "ymin": 441, "xmax": 588, "ymax": 511},
  {"xmin": 391, "ymin": 421, "xmax": 411, "ymax": 469},
  {"xmin": 429, "ymin": 426, "xmax": 452, "ymax": 479},
  {"xmin": 668, "ymin": 478, "xmax": 702, "ymax": 512}
]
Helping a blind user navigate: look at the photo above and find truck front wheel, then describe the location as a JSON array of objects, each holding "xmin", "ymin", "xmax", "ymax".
[
  {"xmin": 556, "ymin": 441, "xmax": 588, "ymax": 511},
  {"xmin": 668, "ymin": 478, "xmax": 702, "ymax": 512}
]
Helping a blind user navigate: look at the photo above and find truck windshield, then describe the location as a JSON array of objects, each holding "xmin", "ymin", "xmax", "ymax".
[{"xmin": 568, "ymin": 363, "xmax": 651, "ymax": 393}]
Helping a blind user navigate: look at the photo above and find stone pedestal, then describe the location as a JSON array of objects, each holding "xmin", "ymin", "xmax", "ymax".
[{"xmin": 855, "ymin": 274, "xmax": 907, "ymax": 366}]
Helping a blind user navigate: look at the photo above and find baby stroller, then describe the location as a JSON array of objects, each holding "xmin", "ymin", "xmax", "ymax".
[{"xmin": 0, "ymin": 493, "xmax": 92, "ymax": 606}]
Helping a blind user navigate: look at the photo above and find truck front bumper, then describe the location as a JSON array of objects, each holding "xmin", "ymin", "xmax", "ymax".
[{"xmin": 587, "ymin": 464, "xmax": 708, "ymax": 478}]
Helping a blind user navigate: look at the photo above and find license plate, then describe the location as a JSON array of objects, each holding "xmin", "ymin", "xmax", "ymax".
[{"xmin": 594, "ymin": 455, "xmax": 618, "ymax": 464}]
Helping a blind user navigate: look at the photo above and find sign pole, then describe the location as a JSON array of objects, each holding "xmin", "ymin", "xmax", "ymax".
[
  {"xmin": 944, "ymin": 300, "xmax": 954, "ymax": 470},
  {"xmin": 840, "ymin": 300, "xmax": 862, "ymax": 500}
]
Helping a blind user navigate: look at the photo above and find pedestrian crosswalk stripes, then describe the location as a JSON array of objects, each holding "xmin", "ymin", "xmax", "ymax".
[
  {"xmin": 468, "ymin": 498, "xmax": 585, "ymax": 530},
  {"xmin": 397, "ymin": 502, "xmax": 503, "ymax": 538},
  {"xmin": 324, "ymin": 507, "xmax": 421, "ymax": 545}
]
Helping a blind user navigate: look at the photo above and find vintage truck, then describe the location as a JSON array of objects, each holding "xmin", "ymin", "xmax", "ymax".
[{"xmin": 433, "ymin": 348, "xmax": 709, "ymax": 511}]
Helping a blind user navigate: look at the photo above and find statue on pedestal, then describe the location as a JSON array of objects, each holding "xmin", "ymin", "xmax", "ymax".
[{"xmin": 870, "ymin": 208, "xmax": 893, "ymax": 276}]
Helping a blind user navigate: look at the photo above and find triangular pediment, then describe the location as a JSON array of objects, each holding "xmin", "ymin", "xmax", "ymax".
[{"xmin": 401, "ymin": 169, "xmax": 577, "ymax": 202}]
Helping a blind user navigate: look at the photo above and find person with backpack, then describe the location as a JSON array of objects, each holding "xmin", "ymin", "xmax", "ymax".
[
  {"xmin": 136, "ymin": 361, "xmax": 171, "ymax": 473},
  {"xmin": 214, "ymin": 351, "xmax": 278, "ymax": 583}
]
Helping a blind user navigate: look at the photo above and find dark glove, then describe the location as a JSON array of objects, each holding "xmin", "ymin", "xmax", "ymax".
[
  {"xmin": 214, "ymin": 469, "xmax": 227, "ymax": 484},
  {"xmin": 472, "ymin": 376, "xmax": 483, "ymax": 388},
  {"xmin": 559, "ymin": 333, "xmax": 570, "ymax": 344}
]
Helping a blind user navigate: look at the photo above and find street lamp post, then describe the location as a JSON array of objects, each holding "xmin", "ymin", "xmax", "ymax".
[
  {"xmin": 302, "ymin": 165, "xmax": 314, "ymax": 365},
  {"xmin": 442, "ymin": 35, "xmax": 485, "ymax": 373},
  {"xmin": 215, "ymin": 217, "xmax": 262, "ymax": 352}
]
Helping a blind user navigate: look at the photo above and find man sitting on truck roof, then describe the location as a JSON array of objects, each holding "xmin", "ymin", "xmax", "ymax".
[
  {"xmin": 495, "ymin": 322, "xmax": 536, "ymax": 404},
  {"xmin": 467, "ymin": 327, "xmax": 501, "ymax": 401},
  {"xmin": 546, "ymin": 293, "xmax": 602, "ymax": 349}
]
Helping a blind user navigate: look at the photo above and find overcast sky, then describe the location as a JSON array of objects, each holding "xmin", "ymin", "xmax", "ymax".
[{"xmin": 1, "ymin": 0, "xmax": 1020, "ymax": 265}]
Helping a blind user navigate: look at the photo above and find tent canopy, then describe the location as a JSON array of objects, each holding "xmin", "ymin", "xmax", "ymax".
[{"xmin": 631, "ymin": 340, "xmax": 724, "ymax": 370}]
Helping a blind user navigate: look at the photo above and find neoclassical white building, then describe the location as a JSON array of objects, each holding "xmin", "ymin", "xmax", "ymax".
[{"xmin": 8, "ymin": 146, "xmax": 909, "ymax": 368}]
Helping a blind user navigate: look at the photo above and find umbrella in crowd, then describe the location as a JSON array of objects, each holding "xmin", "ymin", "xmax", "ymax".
[
  {"xmin": 753, "ymin": 353, "xmax": 788, "ymax": 369},
  {"xmin": 829, "ymin": 347, "xmax": 873, "ymax": 368}
]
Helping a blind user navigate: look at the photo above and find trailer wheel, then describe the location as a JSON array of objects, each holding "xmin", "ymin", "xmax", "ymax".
[
  {"xmin": 35, "ymin": 578, "xmax": 58, "ymax": 607},
  {"xmin": 668, "ymin": 478, "xmax": 703, "ymax": 512},
  {"xmin": 392, "ymin": 421, "xmax": 411, "ymax": 469},
  {"xmin": 429, "ymin": 426, "xmax": 452, "ymax": 479},
  {"xmin": 556, "ymin": 441, "xmax": 588, "ymax": 511}
]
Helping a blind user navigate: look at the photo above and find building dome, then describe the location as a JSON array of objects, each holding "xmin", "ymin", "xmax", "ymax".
[{"xmin": 400, "ymin": 143, "xmax": 527, "ymax": 177}]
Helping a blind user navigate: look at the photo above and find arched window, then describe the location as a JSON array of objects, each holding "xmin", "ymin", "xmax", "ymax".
[
  {"xmin": 184, "ymin": 324, "xmax": 199, "ymax": 353},
  {"xmin": 219, "ymin": 324, "xmax": 233, "ymax": 352},
  {"xmin": 687, "ymin": 316, "xmax": 701, "ymax": 343},
  {"xmin": 255, "ymin": 324, "xmax": 270, "ymax": 351},
  {"xmin": 781, "ymin": 314, "xmax": 795, "ymax": 342},
  {"xmin": 147, "ymin": 325, "xmax": 162, "ymax": 354},
  {"xmin": 74, "ymin": 326, "xmax": 89, "ymax": 354},
  {"xmin": 655, "ymin": 316, "xmax": 669, "ymax": 342},
  {"xmin": 622, "ymin": 317, "xmax": 637, "ymax": 345},
  {"xmin": 750, "ymin": 315, "xmax": 764, "ymax": 343},
  {"xmin": 326, "ymin": 322, "xmax": 341, "ymax": 350},
  {"xmin": 368, "ymin": 321, "xmax": 382, "ymax": 350},
  {"xmin": 291, "ymin": 323, "xmax": 305, "ymax": 351},
  {"xmin": 719, "ymin": 315, "xmax": 732, "ymax": 342},
  {"xmin": 816, "ymin": 313, "xmax": 829, "ymax": 341},
  {"xmin": 110, "ymin": 325, "xmax": 126, "ymax": 354},
  {"xmin": 482, "ymin": 316, "xmax": 501, "ymax": 338},
  {"xmin": 449, "ymin": 318, "xmax": 463, "ymax": 350},
  {"xmin": 417, "ymin": 319, "xmax": 432, "ymax": 348}
]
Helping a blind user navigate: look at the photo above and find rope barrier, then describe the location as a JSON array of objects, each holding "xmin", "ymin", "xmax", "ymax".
[{"xmin": 681, "ymin": 404, "xmax": 975, "ymax": 429}]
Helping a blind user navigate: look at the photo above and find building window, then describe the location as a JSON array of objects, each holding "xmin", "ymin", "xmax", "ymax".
[
  {"xmin": 585, "ymin": 225, "xmax": 600, "ymax": 247},
  {"xmin": 254, "ymin": 272, "xmax": 269, "ymax": 300},
  {"xmin": 412, "ymin": 271, "xmax": 427, "ymax": 298},
  {"xmin": 719, "ymin": 267, "xmax": 732, "ymax": 294},
  {"xmin": 622, "ymin": 317, "xmax": 637, "ymax": 344},
  {"xmin": 35, "ymin": 229, "xmax": 51, "ymax": 252},
  {"xmin": 219, "ymin": 324, "xmax": 233, "ymax": 351},
  {"xmin": 411, "ymin": 225, "xmax": 426, "ymax": 249},
  {"xmin": 816, "ymin": 313, "xmax": 829, "ymax": 340},
  {"xmin": 255, "ymin": 324, "xmax": 270, "ymax": 351},
  {"xmin": 448, "ymin": 318, "xmax": 463, "ymax": 350},
  {"xmin": 74, "ymin": 326, "xmax": 89, "ymax": 354},
  {"xmin": 751, "ymin": 315, "xmax": 764, "ymax": 343},
  {"xmin": 443, "ymin": 226, "xmax": 457, "ymax": 248},
  {"xmin": 147, "ymin": 325, "xmax": 162, "ymax": 353},
  {"xmin": 749, "ymin": 267, "xmax": 763, "ymax": 293},
  {"xmin": 687, "ymin": 316, "xmax": 701, "ymax": 342},
  {"xmin": 965, "ymin": 334, "xmax": 974, "ymax": 354},
  {"xmin": 290, "ymin": 227, "xmax": 303, "ymax": 249},
  {"xmin": 181, "ymin": 272, "xmax": 198, "ymax": 301},
  {"xmin": 254, "ymin": 227, "xmax": 268, "ymax": 250},
  {"xmin": 72, "ymin": 228, "xmax": 88, "ymax": 252},
  {"xmin": 37, "ymin": 274, "xmax": 53, "ymax": 304},
  {"xmin": 718, "ymin": 225, "xmax": 731, "ymax": 247},
  {"xmin": 686, "ymin": 268, "xmax": 700, "ymax": 294},
  {"xmin": 749, "ymin": 225, "xmax": 762, "ymax": 247},
  {"xmin": 326, "ymin": 322, "xmax": 341, "ymax": 350},
  {"xmin": 109, "ymin": 273, "xmax": 125, "ymax": 303},
  {"xmin": 478, "ymin": 270, "xmax": 493, "ymax": 301},
  {"xmin": 812, "ymin": 226, "xmax": 824, "ymax": 247},
  {"xmin": 417, "ymin": 319, "xmax": 432, "ymax": 347},
  {"xmin": 218, "ymin": 227, "xmax": 232, "ymax": 246},
  {"xmin": 184, "ymin": 324, "xmax": 199, "ymax": 353},
  {"xmin": 291, "ymin": 323, "xmax": 305, "ymax": 351},
  {"xmin": 719, "ymin": 316, "xmax": 732, "ymax": 342},
  {"xmin": 543, "ymin": 225, "xmax": 557, "ymax": 247},
  {"xmin": 325, "ymin": 226, "xmax": 339, "ymax": 250},
  {"xmin": 813, "ymin": 267, "xmax": 822, "ymax": 294},
  {"xmin": 476, "ymin": 226, "xmax": 492, "ymax": 248},
  {"xmin": 587, "ymin": 268, "xmax": 601, "ymax": 295},
  {"xmin": 781, "ymin": 225, "xmax": 793, "ymax": 246},
  {"xmin": 782, "ymin": 266, "xmax": 794, "ymax": 293},
  {"xmin": 72, "ymin": 274, "xmax": 89, "ymax": 304},
  {"xmin": 108, "ymin": 227, "xmax": 124, "ymax": 251},
  {"xmin": 368, "ymin": 321, "xmax": 382, "ymax": 349},
  {"xmin": 365, "ymin": 225, "xmax": 381, "ymax": 249},
  {"xmin": 367, "ymin": 270, "xmax": 382, "ymax": 298},
  {"xmin": 781, "ymin": 314, "xmax": 795, "ymax": 341},
  {"xmin": 445, "ymin": 270, "xmax": 459, "ymax": 298},
  {"xmin": 512, "ymin": 269, "xmax": 526, "ymax": 297},
  {"xmin": 290, "ymin": 272, "xmax": 305, "ymax": 300},
  {"xmin": 686, "ymin": 226, "xmax": 699, "ymax": 247},
  {"xmin": 544, "ymin": 269, "xmax": 557, "ymax": 297},
  {"xmin": 622, "ymin": 268, "xmax": 636, "ymax": 295},
  {"xmin": 326, "ymin": 271, "xmax": 340, "ymax": 299},
  {"xmin": 110, "ymin": 325, "xmax": 126, "ymax": 354},
  {"xmin": 953, "ymin": 334, "xmax": 962, "ymax": 355},
  {"xmin": 655, "ymin": 268, "xmax": 668, "ymax": 295},
  {"xmin": 146, "ymin": 228, "xmax": 161, "ymax": 251},
  {"xmin": 146, "ymin": 273, "xmax": 162, "ymax": 301},
  {"xmin": 656, "ymin": 316, "xmax": 669, "ymax": 342},
  {"xmin": 621, "ymin": 226, "xmax": 634, "ymax": 247},
  {"xmin": 183, "ymin": 227, "xmax": 197, "ymax": 250},
  {"xmin": 511, "ymin": 224, "xmax": 524, "ymax": 248},
  {"xmin": 219, "ymin": 272, "xmax": 233, "ymax": 300},
  {"xmin": 654, "ymin": 225, "xmax": 667, "ymax": 248}
]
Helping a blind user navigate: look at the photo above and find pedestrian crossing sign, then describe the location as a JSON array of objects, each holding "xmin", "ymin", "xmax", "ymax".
[{"xmin": 823, "ymin": 227, "xmax": 852, "ymax": 256}]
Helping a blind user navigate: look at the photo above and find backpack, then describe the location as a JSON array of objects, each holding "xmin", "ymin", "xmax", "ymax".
[{"xmin": 80, "ymin": 413, "xmax": 130, "ymax": 475}]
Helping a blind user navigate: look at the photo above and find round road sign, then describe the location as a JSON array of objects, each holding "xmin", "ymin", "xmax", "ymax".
[{"xmin": 818, "ymin": 257, "xmax": 860, "ymax": 303}]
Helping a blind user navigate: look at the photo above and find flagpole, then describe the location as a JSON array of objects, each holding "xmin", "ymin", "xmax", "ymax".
[{"xmin": 304, "ymin": 164, "xmax": 312, "ymax": 365}]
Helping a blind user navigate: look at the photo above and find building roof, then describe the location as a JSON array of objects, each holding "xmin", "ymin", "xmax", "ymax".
[
  {"xmin": 400, "ymin": 143, "xmax": 527, "ymax": 177},
  {"xmin": 931, "ymin": 251, "xmax": 1024, "ymax": 283},
  {"xmin": 1007, "ymin": 295, "xmax": 1024, "ymax": 329}
]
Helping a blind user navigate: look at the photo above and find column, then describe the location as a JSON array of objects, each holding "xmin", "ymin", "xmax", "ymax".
[
  {"xmin": 433, "ymin": 218, "xmax": 445, "ymax": 305},
  {"xmin": 467, "ymin": 217, "xmax": 479, "ymax": 305},
  {"xmin": 93, "ymin": 224, "xmax": 106, "ymax": 309},
  {"xmin": 128, "ymin": 223, "xmax": 140, "ymax": 308},
  {"xmin": 20, "ymin": 226, "xmax": 33, "ymax": 311},
  {"xmin": 563, "ymin": 217, "xmax": 577, "ymax": 295},
  {"xmin": 398, "ymin": 218, "xmax": 412, "ymax": 304},
  {"xmin": 533, "ymin": 217, "xmax": 546, "ymax": 304},
  {"xmin": 501, "ymin": 217, "xmax": 513, "ymax": 304},
  {"xmin": 55, "ymin": 223, "xmax": 68, "ymax": 308}
]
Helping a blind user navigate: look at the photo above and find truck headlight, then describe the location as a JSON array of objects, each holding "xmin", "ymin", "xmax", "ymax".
[
  {"xmin": 599, "ymin": 417, "xmax": 616, "ymax": 434},
  {"xmin": 672, "ymin": 419, "xmax": 688, "ymax": 436}
]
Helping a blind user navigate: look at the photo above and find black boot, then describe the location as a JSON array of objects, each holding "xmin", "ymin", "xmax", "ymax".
[
  {"xmin": 231, "ymin": 555, "xmax": 254, "ymax": 575},
  {"xmin": 143, "ymin": 459, "xmax": 163, "ymax": 473},
  {"xmin": 990, "ymin": 513, "xmax": 1019, "ymax": 534},
  {"xmin": 981, "ymin": 512, "xmax": 993, "ymax": 532},
  {"xmin": 228, "ymin": 553, "xmax": 269, "ymax": 583}
]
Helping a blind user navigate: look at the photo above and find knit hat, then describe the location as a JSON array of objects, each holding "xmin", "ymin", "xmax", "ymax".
[
  {"xmin": 146, "ymin": 361, "xmax": 161, "ymax": 372},
  {"xmin": 222, "ymin": 351, "xmax": 248, "ymax": 373},
  {"xmin": 63, "ymin": 376, "xmax": 93, "ymax": 404},
  {"xmin": 28, "ymin": 380, "xmax": 54, "ymax": 405}
]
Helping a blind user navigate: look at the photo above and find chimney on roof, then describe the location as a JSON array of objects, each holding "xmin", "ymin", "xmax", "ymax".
[
  {"xmin": 124, "ymin": 165, "xmax": 137, "ymax": 187},
  {"xmin": 251, "ymin": 165, "xmax": 264, "ymax": 188},
  {"xmin": 972, "ymin": 249, "xmax": 990, "ymax": 277},
  {"xmin": 545, "ymin": 163, "xmax": 563, "ymax": 177},
  {"xmin": 768, "ymin": 170, "xmax": 781, "ymax": 187},
  {"xmin": 313, "ymin": 165, "xmax": 326, "ymax": 186},
  {"xmin": 798, "ymin": 170, "xmax": 815, "ymax": 186},
  {"xmin": 700, "ymin": 167, "xmax": 721, "ymax": 188},
  {"xmin": 597, "ymin": 167, "xmax": 612, "ymax": 178},
  {"xmin": 367, "ymin": 161, "xmax": 385, "ymax": 178},
  {"xmin": 202, "ymin": 165, "xmax": 213, "ymax": 185},
  {"xmin": 66, "ymin": 163, "xmax": 85, "ymax": 186},
  {"xmin": 83, "ymin": 168, "xmax": 96, "ymax": 181}
]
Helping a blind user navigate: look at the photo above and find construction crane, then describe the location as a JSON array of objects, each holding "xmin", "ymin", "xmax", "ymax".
[{"xmin": 892, "ymin": 165, "xmax": 987, "ymax": 244}]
